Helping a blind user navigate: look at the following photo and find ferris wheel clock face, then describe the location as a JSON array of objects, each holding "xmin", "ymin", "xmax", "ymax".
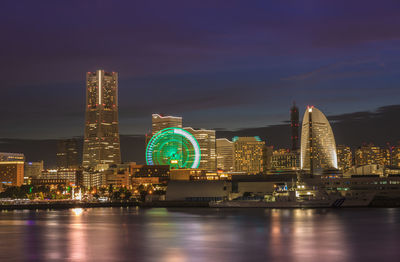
[{"xmin": 146, "ymin": 127, "xmax": 201, "ymax": 169}]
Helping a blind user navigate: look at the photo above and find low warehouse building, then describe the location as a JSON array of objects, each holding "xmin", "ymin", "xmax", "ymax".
[{"xmin": 166, "ymin": 180, "xmax": 231, "ymax": 201}]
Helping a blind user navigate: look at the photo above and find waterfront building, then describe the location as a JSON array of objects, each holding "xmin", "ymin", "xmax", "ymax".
[
  {"xmin": 30, "ymin": 178, "xmax": 69, "ymax": 186},
  {"xmin": 271, "ymin": 149, "xmax": 299, "ymax": 170},
  {"xmin": 290, "ymin": 102, "xmax": 300, "ymax": 152},
  {"xmin": 130, "ymin": 164, "xmax": 170, "ymax": 178},
  {"xmin": 0, "ymin": 153, "xmax": 25, "ymax": 186},
  {"xmin": 40, "ymin": 169, "xmax": 81, "ymax": 184},
  {"xmin": 79, "ymin": 172, "xmax": 106, "ymax": 188},
  {"xmin": 355, "ymin": 144, "xmax": 389, "ymax": 166},
  {"xmin": 392, "ymin": 145, "xmax": 400, "ymax": 167},
  {"xmin": 216, "ymin": 138, "xmax": 234, "ymax": 171},
  {"xmin": 24, "ymin": 161, "xmax": 44, "ymax": 179},
  {"xmin": 105, "ymin": 171, "xmax": 130, "ymax": 187},
  {"xmin": 263, "ymin": 146, "xmax": 273, "ymax": 171},
  {"xmin": 233, "ymin": 137, "xmax": 265, "ymax": 174},
  {"xmin": 166, "ymin": 180, "xmax": 231, "ymax": 201},
  {"xmin": 170, "ymin": 169, "xmax": 206, "ymax": 181},
  {"xmin": 300, "ymin": 106, "xmax": 337, "ymax": 174},
  {"xmin": 336, "ymin": 145, "xmax": 353, "ymax": 171},
  {"xmin": 184, "ymin": 127, "xmax": 216, "ymax": 171},
  {"xmin": 83, "ymin": 70, "xmax": 121, "ymax": 170},
  {"xmin": 57, "ymin": 139, "xmax": 79, "ymax": 169},
  {"xmin": 152, "ymin": 114, "xmax": 182, "ymax": 136}
]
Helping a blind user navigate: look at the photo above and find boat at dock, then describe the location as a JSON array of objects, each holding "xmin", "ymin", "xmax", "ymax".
[{"xmin": 210, "ymin": 189, "xmax": 341, "ymax": 208}]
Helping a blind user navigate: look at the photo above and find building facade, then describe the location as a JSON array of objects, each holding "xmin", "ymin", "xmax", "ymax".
[
  {"xmin": 336, "ymin": 145, "xmax": 353, "ymax": 171},
  {"xmin": 184, "ymin": 127, "xmax": 216, "ymax": 171},
  {"xmin": 271, "ymin": 149, "xmax": 299, "ymax": 170},
  {"xmin": 83, "ymin": 70, "xmax": 121, "ymax": 169},
  {"xmin": 392, "ymin": 145, "xmax": 400, "ymax": 167},
  {"xmin": 300, "ymin": 106, "xmax": 337, "ymax": 174},
  {"xmin": 57, "ymin": 139, "xmax": 79, "ymax": 169},
  {"xmin": 355, "ymin": 144, "xmax": 389, "ymax": 166},
  {"xmin": 290, "ymin": 102, "xmax": 300, "ymax": 152},
  {"xmin": 233, "ymin": 137, "xmax": 265, "ymax": 174},
  {"xmin": 152, "ymin": 114, "xmax": 182, "ymax": 136},
  {"xmin": 0, "ymin": 153, "xmax": 25, "ymax": 186},
  {"xmin": 24, "ymin": 161, "xmax": 44, "ymax": 179},
  {"xmin": 216, "ymin": 138, "xmax": 234, "ymax": 171},
  {"xmin": 40, "ymin": 169, "xmax": 81, "ymax": 184}
]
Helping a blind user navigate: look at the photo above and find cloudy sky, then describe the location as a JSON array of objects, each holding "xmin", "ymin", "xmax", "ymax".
[{"xmin": 1, "ymin": 0, "xmax": 400, "ymax": 140}]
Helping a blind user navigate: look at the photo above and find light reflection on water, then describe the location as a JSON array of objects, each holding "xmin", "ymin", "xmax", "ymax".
[{"xmin": 0, "ymin": 208, "xmax": 399, "ymax": 261}]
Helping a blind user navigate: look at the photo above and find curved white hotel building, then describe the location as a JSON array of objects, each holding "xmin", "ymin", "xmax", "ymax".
[{"xmin": 300, "ymin": 106, "xmax": 337, "ymax": 174}]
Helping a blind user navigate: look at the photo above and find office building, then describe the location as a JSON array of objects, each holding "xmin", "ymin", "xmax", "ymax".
[
  {"xmin": 57, "ymin": 139, "xmax": 79, "ymax": 169},
  {"xmin": 336, "ymin": 145, "xmax": 353, "ymax": 171},
  {"xmin": 83, "ymin": 70, "xmax": 121, "ymax": 169},
  {"xmin": 300, "ymin": 106, "xmax": 337, "ymax": 174},
  {"xmin": 271, "ymin": 149, "xmax": 299, "ymax": 170},
  {"xmin": 216, "ymin": 138, "xmax": 234, "ymax": 171},
  {"xmin": 79, "ymin": 172, "xmax": 106, "ymax": 188},
  {"xmin": 152, "ymin": 114, "xmax": 182, "ymax": 136},
  {"xmin": 392, "ymin": 145, "xmax": 400, "ymax": 167},
  {"xmin": 40, "ymin": 169, "xmax": 81, "ymax": 184},
  {"xmin": 290, "ymin": 102, "xmax": 300, "ymax": 152},
  {"xmin": 24, "ymin": 161, "xmax": 44, "ymax": 179},
  {"xmin": 0, "ymin": 152, "xmax": 25, "ymax": 186},
  {"xmin": 233, "ymin": 137, "xmax": 265, "ymax": 174},
  {"xmin": 184, "ymin": 127, "xmax": 216, "ymax": 171},
  {"xmin": 355, "ymin": 144, "xmax": 389, "ymax": 166}
]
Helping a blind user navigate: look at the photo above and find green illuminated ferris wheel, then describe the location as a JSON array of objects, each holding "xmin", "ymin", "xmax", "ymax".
[{"xmin": 146, "ymin": 127, "xmax": 201, "ymax": 169}]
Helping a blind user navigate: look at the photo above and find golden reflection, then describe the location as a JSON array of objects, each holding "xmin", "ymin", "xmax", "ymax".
[
  {"xmin": 71, "ymin": 208, "xmax": 84, "ymax": 216},
  {"xmin": 68, "ymin": 210, "xmax": 87, "ymax": 260}
]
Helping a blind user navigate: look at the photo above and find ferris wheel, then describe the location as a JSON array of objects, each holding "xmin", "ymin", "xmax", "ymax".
[{"xmin": 146, "ymin": 127, "xmax": 201, "ymax": 169}]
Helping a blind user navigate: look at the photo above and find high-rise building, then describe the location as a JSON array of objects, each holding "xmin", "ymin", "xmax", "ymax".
[
  {"xmin": 336, "ymin": 145, "xmax": 353, "ymax": 171},
  {"xmin": 233, "ymin": 137, "xmax": 265, "ymax": 174},
  {"xmin": 0, "ymin": 152, "xmax": 25, "ymax": 186},
  {"xmin": 83, "ymin": 70, "xmax": 121, "ymax": 170},
  {"xmin": 152, "ymin": 114, "xmax": 182, "ymax": 136},
  {"xmin": 24, "ymin": 161, "xmax": 44, "ymax": 179},
  {"xmin": 391, "ymin": 145, "xmax": 400, "ymax": 167},
  {"xmin": 216, "ymin": 138, "xmax": 234, "ymax": 171},
  {"xmin": 355, "ymin": 144, "xmax": 389, "ymax": 166},
  {"xmin": 300, "ymin": 106, "xmax": 337, "ymax": 174},
  {"xmin": 184, "ymin": 127, "xmax": 216, "ymax": 171},
  {"xmin": 40, "ymin": 169, "xmax": 81, "ymax": 184},
  {"xmin": 290, "ymin": 102, "xmax": 300, "ymax": 152},
  {"xmin": 271, "ymin": 149, "xmax": 299, "ymax": 170},
  {"xmin": 57, "ymin": 139, "xmax": 79, "ymax": 169},
  {"xmin": 263, "ymin": 145, "xmax": 273, "ymax": 171}
]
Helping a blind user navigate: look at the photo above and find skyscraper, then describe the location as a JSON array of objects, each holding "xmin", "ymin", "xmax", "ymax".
[
  {"xmin": 290, "ymin": 102, "xmax": 299, "ymax": 152},
  {"xmin": 336, "ymin": 145, "xmax": 353, "ymax": 171},
  {"xmin": 233, "ymin": 137, "xmax": 265, "ymax": 174},
  {"xmin": 0, "ymin": 152, "xmax": 25, "ymax": 186},
  {"xmin": 83, "ymin": 70, "xmax": 121, "ymax": 170},
  {"xmin": 271, "ymin": 149, "xmax": 299, "ymax": 170},
  {"xmin": 216, "ymin": 138, "xmax": 234, "ymax": 171},
  {"xmin": 184, "ymin": 127, "xmax": 216, "ymax": 171},
  {"xmin": 355, "ymin": 144, "xmax": 389, "ymax": 166},
  {"xmin": 152, "ymin": 114, "xmax": 182, "ymax": 136},
  {"xmin": 300, "ymin": 106, "xmax": 337, "ymax": 174},
  {"xmin": 57, "ymin": 138, "xmax": 79, "ymax": 169}
]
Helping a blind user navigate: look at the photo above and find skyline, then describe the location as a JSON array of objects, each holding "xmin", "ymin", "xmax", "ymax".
[{"xmin": 1, "ymin": 1, "xmax": 400, "ymax": 139}]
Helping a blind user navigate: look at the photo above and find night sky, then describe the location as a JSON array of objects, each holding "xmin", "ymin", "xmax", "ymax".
[{"xmin": 1, "ymin": 1, "xmax": 400, "ymax": 165}]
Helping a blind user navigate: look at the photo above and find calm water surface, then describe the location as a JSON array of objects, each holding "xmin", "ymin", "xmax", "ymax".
[{"xmin": 0, "ymin": 207, "xmax": 399, "ymax": 261}]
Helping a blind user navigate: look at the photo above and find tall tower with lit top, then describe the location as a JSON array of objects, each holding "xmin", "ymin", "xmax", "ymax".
[
  {"xmin": 290, "ymin": 102, "xmax": 299, "ymax": 152},
  {"xmin": 83, "ymin": 70, "xmax": 121, "ymax": 169}
]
